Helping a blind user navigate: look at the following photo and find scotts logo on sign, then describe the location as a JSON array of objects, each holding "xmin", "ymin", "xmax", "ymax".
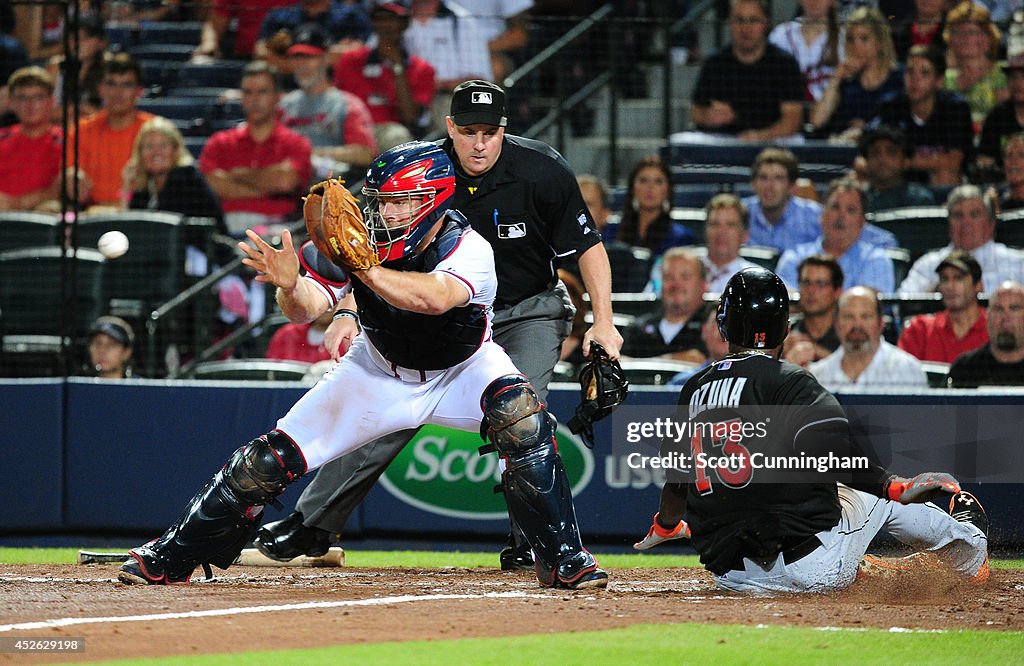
[{"xmin": 379, "ymin": 424, "xmax": 594, "ymax": 519}]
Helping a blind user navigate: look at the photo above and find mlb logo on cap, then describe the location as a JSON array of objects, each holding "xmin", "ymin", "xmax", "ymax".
[{"xmin": 450, "ymin": 80, "xmax": 508, "ymax": 127}]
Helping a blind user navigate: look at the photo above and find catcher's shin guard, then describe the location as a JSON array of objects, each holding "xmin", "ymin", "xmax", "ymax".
[
  {"xmin": 119, "ymin": 431, "xmax": 307, "ymax": 585},
  {"xmin": 481, "ymin": 376, "xmax": 607, "ymax": 589}
]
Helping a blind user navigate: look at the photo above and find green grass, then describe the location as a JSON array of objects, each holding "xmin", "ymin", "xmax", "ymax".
[
  {"xmin": 85, "ymin": 623, "xmax": 1024, "ymax": 665},
  {"xmin": 1, "ymin": 547, "xmax": 1022, "ymax": 569},
  {"xmin": 4, "ymin": 548, "xmax": 1022, "ymax": 665}
]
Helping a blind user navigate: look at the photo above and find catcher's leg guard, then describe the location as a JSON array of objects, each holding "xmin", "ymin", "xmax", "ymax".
[
  {"xmin": 481, "ymin": 375, "xmax": 607, "ymax": 589},
  {"xmin": 119, "ymin": 431, "xmax": 307, "ymax": 585}
]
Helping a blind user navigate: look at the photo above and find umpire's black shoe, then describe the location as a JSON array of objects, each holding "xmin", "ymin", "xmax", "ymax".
[
  {"xmin": 499, "ymin": 544, "xmax": 535, "ymax": 571},
  {"xmin": 254, "ymin": 511, "xmax": 333, "ymax": 562}
]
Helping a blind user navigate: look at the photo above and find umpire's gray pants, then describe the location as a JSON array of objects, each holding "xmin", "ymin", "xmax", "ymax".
[{"xmin": 295, "ymin": 283, "xmax": 575, "ymax": 532}]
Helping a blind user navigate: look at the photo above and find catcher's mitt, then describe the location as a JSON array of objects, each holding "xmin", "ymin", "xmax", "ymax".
[
  {"xmin": 567, "ymin": 341, "xmax": 628, "ymax": 448},
  {"xmin": 304, "ymin": 178, "xmax": 381, "ymax": 272}
]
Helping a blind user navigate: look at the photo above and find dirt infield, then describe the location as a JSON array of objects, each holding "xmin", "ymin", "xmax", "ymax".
[{"xmin": 1, "ymin": 563, "xmax": 1022, "ymax": 663}]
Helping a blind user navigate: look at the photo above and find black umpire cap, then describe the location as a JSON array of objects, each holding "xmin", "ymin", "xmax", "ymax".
[{"xmin": 450, "ymin": 80, "xmax": 507, "ymax": 127}]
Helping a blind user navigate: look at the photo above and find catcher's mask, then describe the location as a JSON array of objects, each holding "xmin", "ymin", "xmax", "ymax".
[
  {"xmin": 362, "ymin": 141, "xmax": 456, "ymax": 263},
  {"xmin": 567, "ymin": 342, "xmax": 629, "ymax": 448}
]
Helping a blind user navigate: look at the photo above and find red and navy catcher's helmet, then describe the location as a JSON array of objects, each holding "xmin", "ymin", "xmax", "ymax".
[
  {"xmin": 362, "ymin": 141, "xmax": 456, "ymax": 263},
  {"xmin": 717, "ymin": 267, "xmax": 790, "ymax": 349}
]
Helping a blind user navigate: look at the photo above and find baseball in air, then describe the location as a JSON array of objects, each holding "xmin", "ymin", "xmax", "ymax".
[{"xmin": 97, "ymin": 230, "xmax": 129, "ymax": 259}]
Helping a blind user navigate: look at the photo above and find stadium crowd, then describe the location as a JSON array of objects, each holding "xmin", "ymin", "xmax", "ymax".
[{"xmin": 1, "ymin": 0, "xmax": 1023, "ymax": 387}]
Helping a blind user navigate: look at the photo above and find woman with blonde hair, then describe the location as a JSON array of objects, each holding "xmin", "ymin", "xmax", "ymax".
[
  {"xmin": 943, "ymin": 1, "xmax": 1007, "ymax": 131},
  {"xmin": 122, "ymin": 116, "xmax": 223, "ymax": 222},
  {"xmin": 810, "ymin": 7, "xmax": 902, "ymax": 138}
]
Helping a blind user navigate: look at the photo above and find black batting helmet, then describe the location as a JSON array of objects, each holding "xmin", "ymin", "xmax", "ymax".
[{"xmin": 717, "ymin": 267, "xmax": 790, "ymax": 349}]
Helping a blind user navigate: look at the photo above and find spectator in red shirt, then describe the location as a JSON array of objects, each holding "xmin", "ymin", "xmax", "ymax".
[
  {"xmin": 265, "ymin": 308, "xmax": 334, "ymax": 363},
  {"xmin": 0, "ymin": 66, "xmax": 61, "ymax": 211},
  {"xmin": 899, "ymin": 250, "xmax": 988, "ymax": 363},
  {"xmin": 199, "ymin": 61, "xmax": 313, "ymax": 237},
  {"xmin": 278, "ymin": 23, "xmax": 377, "ymax": 176},
  {"xmin": 193, "ymin": 0, "xmax": 293, "ymax": 60},
  {"xmin": 334, "ymin": 1, "xmax": 435, "ymax": 150}
]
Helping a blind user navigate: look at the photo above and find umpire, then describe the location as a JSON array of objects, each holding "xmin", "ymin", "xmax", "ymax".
[{"xmin": 256, "ymin": 80, "xmax": 623, "ymax": 569}]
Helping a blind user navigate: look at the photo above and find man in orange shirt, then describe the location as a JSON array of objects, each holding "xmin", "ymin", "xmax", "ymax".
[{"xmin": 65, "ymin": 53, "xmax": 154, "ymax": 207}]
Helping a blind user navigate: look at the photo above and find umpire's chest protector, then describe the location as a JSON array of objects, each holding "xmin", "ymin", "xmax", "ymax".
[{"xmin": 353, "ymin": 215, "xmax": 489, "ymax": 371}]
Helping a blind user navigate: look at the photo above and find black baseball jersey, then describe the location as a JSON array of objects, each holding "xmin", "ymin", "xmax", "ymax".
[
  {"xmin": 672, "ymin": 352, "xmax": 854, "ymax": 575},
  {"xmin": 439, "ymin": 134, "xmax": 601, "ymax": 310},
  {"xmin": 299, "ymin": 213, "xmax": 488, "ymax": 371}
]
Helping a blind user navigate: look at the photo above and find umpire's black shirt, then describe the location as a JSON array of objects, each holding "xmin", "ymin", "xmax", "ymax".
[{"xmin": 439, "ymin": 134, "xmax": 602, "ymax": 310}]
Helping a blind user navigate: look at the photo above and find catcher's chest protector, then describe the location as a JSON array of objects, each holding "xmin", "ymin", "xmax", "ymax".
[{"xmin": 354, "ymin": 217, "xmax": 488, "ymax": 371}]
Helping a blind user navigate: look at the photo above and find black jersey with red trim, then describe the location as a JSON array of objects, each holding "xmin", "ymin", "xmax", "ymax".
[
  {"xmin": 300, "ymin": 212, "xmax": 489, "ymax": 371},
  {"xmin": 674, "ymin": 352, "xmax": 846, "ymax": 575}
]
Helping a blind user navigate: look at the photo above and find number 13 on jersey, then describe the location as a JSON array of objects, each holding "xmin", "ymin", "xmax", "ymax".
[{"xmin": 691, "ymin": 418, "xmax": 753, "ymax": 494}]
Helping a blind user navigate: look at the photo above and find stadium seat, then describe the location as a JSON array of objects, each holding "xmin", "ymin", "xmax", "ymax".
[
  {"xmin": 604, "ymin": 292, "xmax": 659, "ymax": 317},
  {"xmin": 135, "ymin": 97, "xmax": 211, "ymax": 121},
  {"xmin": 921, "ymin": 361, "xmax": 951, "ymax": 389},
  {"xmin": 140, "ymin": 60, "xmax": 175, "ymax": 90},
  {"xmin": 174, "ymin": 62, "xmax": 246, "ymax": 90},
  {"xmin": 669, "ymin": 207, "xmax": 707, "ymax": 243},
  {"xmin": 682, "ymin": 244, "xmax": 780, "ymax": 272},
  {"xmin": 75, "ymin": 211, "xmax": 188, "ymax": 319},
  {"xmin": 190, "ymin": 359, "xmax": 313, "ymax": 381},
  {"xmin": 183, "ymin": 136, "xmax": 207, "ymax": 159},
  {"xmin": 618, "ymin": 358, "xmax": 701, "ymax": 385},
  {"xmin": 138, "ymin": 21, "xmax": 203, "ymax": 46},
  {"xmin": 884, "ymin": 246, "xmax": 913, "ymax": 289},
  {"xmin": 996, "ymin": 209, "xmax": 1024, "ymax": 249},
  {"xmin": 605, "ymin": 241, "xmax": 653, "ymax": 293},
  {"xmin": 0, "ymin": 246, "xmax": 105, "ymax": 375},
  {"xmin": 128, "ymin": 43, "xmax": 196, "ymax": 62},
  {"xmin": 672, "ymin": 184, "xmax": 719, "ymax": 208},
  {"xmin": 739, "ymin": 245, "xmax": 780, "ymax": 271},
  {"xmin": 866, "ymin": 207, "xmax": 948, "ymax": 261},
  {"xmin": 0, "ymin": 212, "xmax": 61, "ymax": 252}
]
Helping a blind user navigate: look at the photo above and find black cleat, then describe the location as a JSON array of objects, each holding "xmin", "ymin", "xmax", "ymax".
[
  {"xmin": 537, "ymin": 550, "xmax": 609, "ymax": 590},
  {"xmin": 254, "ymin": 511, "xmax": 333, "ymax": 561},
  {"xmin": 499, "ymin": 544, "xmax": 535, "ymax": 571},
  {"xmin": 949, "ymin": 491, "xmax": 989, "ymax": 537},
  {"xmin": 118, "ymin": 542, "xmax": 195, "ymax": 585}
]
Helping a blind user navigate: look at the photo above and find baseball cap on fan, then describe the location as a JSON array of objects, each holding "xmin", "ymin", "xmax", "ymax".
[
  {"xmin": 936, "ymin": 250, "xmax": 983, "ymax": 284},
  {"xmin": 372, "ymin": 0, "xmax": 409, "ymax": 16},
  {"xmin": 287, "ymin": 23, "xmax": 329, "ymax": 57},
  {"xmin": 450, "ymin": 80, "xmax": 507, "ymax": 127},
  {"xmin": 88, "ymin": 316, "xmax": 135, "ymax": 348}
]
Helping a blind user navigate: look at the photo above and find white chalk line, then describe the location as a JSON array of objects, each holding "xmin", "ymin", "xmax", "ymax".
[{"xmin": 0, "ymin": 591, "xmax": 547, "ymax": 633}]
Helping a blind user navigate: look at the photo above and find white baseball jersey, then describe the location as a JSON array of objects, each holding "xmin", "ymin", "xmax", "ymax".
[{"xmin": 276, "ymin": 226, "xmax": 520, "ymax": 470}]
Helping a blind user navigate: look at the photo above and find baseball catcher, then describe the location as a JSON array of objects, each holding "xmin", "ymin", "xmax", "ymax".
[
  {"xmin": 117, "ymin": 141, "xmax": 607, "ymax": 589},
  {"xmin": 634, "ymin": 267, "xmax": 988, "ymax": 593}
]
